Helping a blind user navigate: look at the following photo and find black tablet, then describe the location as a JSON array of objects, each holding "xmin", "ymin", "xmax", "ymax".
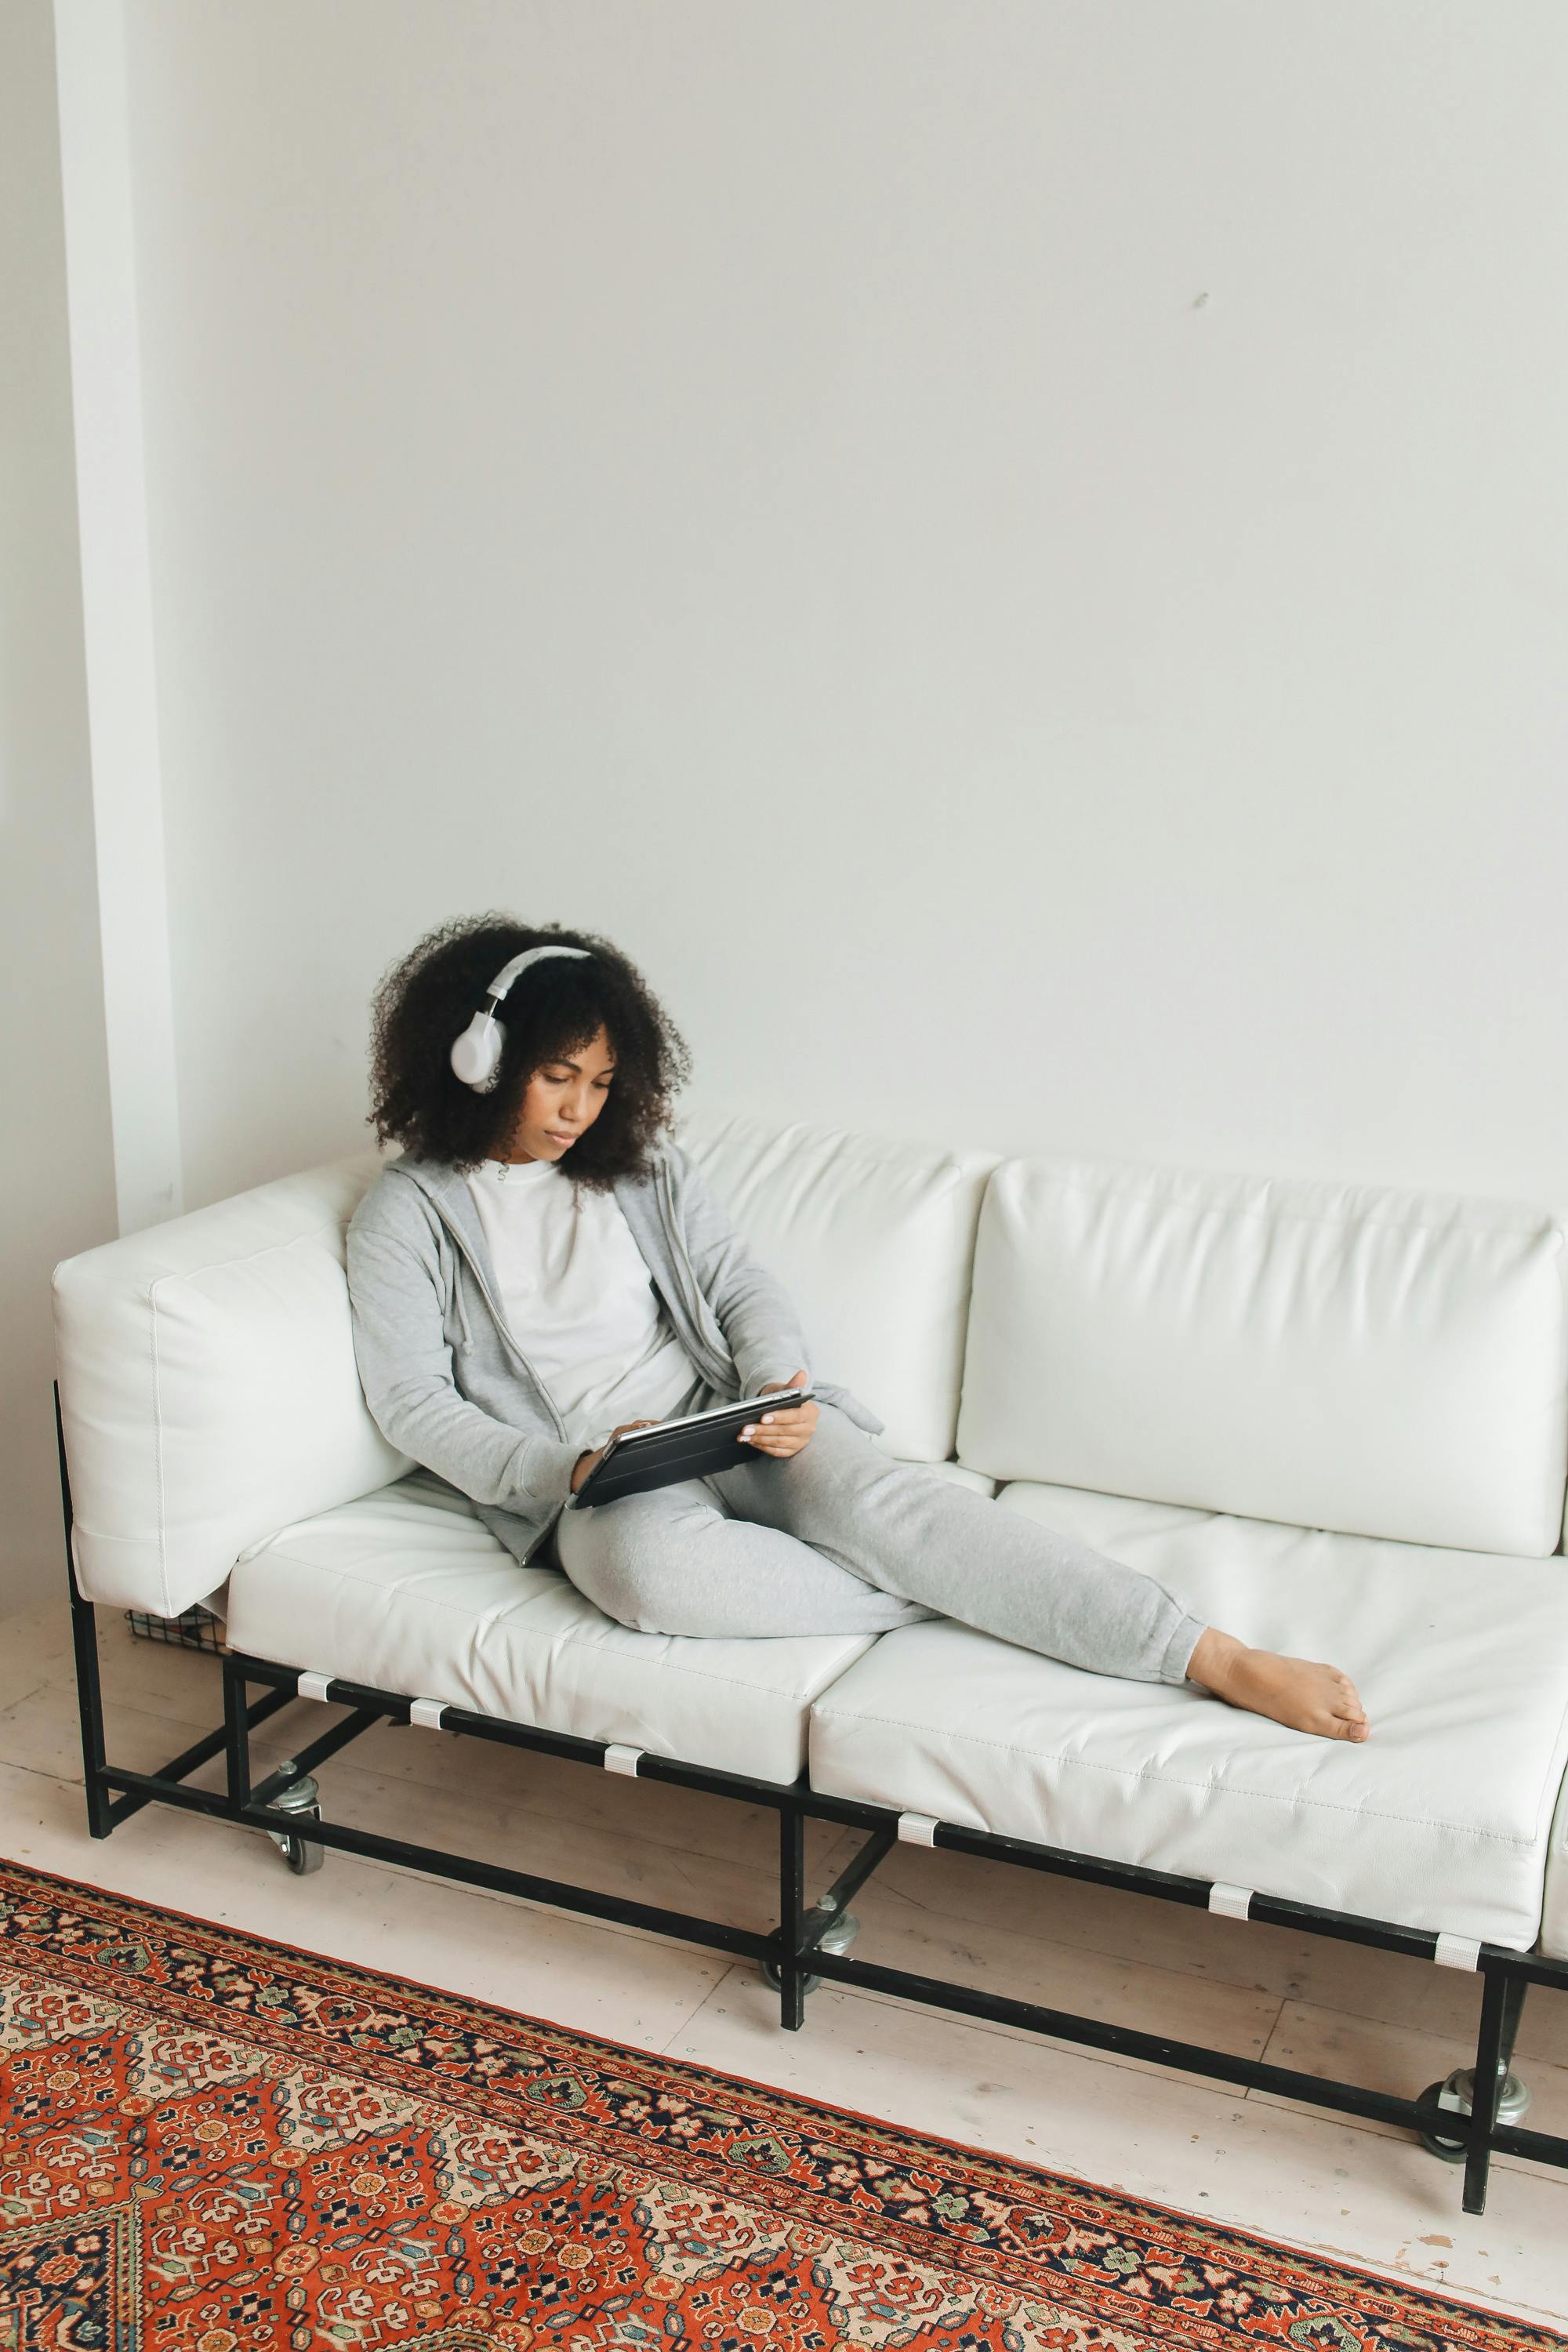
[{"xmin": 567, "ymin": 1388, "xmax": 815, "ymax": 1508}]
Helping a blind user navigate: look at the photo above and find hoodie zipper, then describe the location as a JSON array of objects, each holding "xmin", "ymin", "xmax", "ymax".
[{"xmin": 656, "ymin": 1156, "xmax": 702, "ymax": 1326}]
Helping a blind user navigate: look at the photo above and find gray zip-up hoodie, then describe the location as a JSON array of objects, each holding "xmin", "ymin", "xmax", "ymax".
[{"xmin": 344, "ymin": 1140, "xmax": 884, "ymax": 1566}]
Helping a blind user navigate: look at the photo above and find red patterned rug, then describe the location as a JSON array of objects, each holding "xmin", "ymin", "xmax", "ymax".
[{"xmin": 0, "ymin": 1860, "xmax": 1559, "ymax": 2352}]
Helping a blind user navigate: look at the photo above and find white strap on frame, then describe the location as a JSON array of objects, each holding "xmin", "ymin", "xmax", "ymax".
[
  {"xmin": 1207, "ymin": 1882, "xmax": 1254, "ymax": 1922},
  {"xmin": 897, "ymin": 1812, "xmax": 939, "ymax": 1846},
  {"xmin": 1434, "ymin": 1933, "xmax": 1482, "ymax": 1972},
  {"xmin": 296, "ymin": 1671, "xmax": 333, "ymax": 1703},
  {"xmin": 408, "ymin": 1698, "xmax": 446, "ymax": 1730},
  {"xmin": 603, "ymin": 1744, "xmax": 644, "ymax": 1777}
]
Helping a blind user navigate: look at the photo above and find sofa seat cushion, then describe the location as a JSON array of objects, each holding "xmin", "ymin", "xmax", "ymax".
[
  {"xmin": 226, "ymin": 1470, "xmax": 880, "ymax": 1784},
  {"xmin": 809, "ymin": 1482, "xmax": 1568, "ymax": 1949}
]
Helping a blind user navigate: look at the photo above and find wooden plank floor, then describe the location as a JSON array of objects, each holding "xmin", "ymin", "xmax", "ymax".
[{"xmin": 2, "ymin": 1594, "xmax": 1566, "ymax": 2328}]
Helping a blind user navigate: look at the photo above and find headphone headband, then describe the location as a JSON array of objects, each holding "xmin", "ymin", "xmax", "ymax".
[{"xmin": 450, "ymin": 942, "xmax": 592, "ymax": 1093}]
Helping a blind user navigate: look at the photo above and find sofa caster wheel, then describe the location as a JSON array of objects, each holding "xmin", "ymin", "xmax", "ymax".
[
  {"xmin": 1414, "ymin": 2083, "xmax": 1468, "ymax": 2163},
  {"xmin": 762, "ymin": 1958, "xmax": 820, "ymax": 1996},
  {"xmin": 277, "ymin": 1820, "xmax": 324, "ymax": 1875},
  {"xmin": 1416, "ymin": 2066, "xmax": 1531, "ymax": 2164},
  {"xmin": 262, "ymin": 1773, "xmax": 324, "ymax": 1878},
  {"xmin": 761, "ymin": 1907, "xmax": 861, "ymax": 1999}
]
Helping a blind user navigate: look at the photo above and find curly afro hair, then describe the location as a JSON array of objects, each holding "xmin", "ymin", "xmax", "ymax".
[{"xmin": 366, "ymin": 914, "xmax": 691, "ymax": 1189}]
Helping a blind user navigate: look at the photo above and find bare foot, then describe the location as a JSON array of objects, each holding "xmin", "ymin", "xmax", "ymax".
[{"xmin": 1187, "ymin": 1629, "xmax": 1370, "ymax": 1742}]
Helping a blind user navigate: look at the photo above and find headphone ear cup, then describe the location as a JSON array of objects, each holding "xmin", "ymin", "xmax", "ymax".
[{"xmin": 450, "ymin": 1011, "xmax": 505, "ymax": 1091}]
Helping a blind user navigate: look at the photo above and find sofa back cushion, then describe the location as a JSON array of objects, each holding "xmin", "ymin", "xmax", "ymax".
[
  {"xmin": 956, "ymin": 1155, "xmax": 1568, "ymax": 1556},
  {"xmin": 677, "ymin": 1108, "xmax": 996, "ymax": 1462},
  {"xmin": 53, "ymin": 1154, "xmax": 409, "ymax": 1617}
]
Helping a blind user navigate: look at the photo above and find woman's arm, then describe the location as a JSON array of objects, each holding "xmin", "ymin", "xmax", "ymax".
[{"xmin": 346, "ymin": 1209, "xmax": 583, "ymax": 1513}]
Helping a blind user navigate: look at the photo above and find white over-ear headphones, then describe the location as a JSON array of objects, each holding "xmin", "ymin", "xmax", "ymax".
[{"xmin": 449, "ymin": 944, "xmax": 591, "ymax": 1093}]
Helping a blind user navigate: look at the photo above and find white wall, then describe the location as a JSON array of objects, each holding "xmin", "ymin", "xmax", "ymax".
[
  {"xmin": 53, "ymin": 0, "xmax": 183, "ymax": 1239},
  {"xmin": 0, "ymin": 0, "xmax": 118, "ymax": 1604},
  {"xmin": 111, "ymin": 2, "xmax": 1568, "ymax": 1225}
]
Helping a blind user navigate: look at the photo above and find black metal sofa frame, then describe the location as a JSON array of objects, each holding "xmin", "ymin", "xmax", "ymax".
[{"xmin": 57, "ymin": 1388, "xmax": 1568, "ymax": 2216}]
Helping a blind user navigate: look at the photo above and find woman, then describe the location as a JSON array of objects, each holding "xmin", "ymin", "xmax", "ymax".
[{"xmin": 347, "ymin": 914, "xmax": 1369, "ymax": 1742}]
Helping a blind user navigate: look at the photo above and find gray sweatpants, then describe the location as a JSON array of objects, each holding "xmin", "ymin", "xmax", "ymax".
[{"xmin": 555, "ymin": 1401, "xmax": 1206, "ymax": 1684}]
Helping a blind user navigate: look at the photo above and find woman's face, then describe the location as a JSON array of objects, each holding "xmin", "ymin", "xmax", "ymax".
[{"xmin": 506, "ymin": 1023, "xmax": 616, "ymax": 1163}]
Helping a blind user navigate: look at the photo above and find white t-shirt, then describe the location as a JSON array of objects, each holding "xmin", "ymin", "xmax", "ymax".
[{"xmin": 463, "ymin": 1156, "xmax": 706, "ymax": 1450}]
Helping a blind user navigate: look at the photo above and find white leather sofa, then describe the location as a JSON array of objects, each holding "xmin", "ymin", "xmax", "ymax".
[{"xmin": 50, "ymin": 1108, "xmax": 1568, "ymax": 2211}]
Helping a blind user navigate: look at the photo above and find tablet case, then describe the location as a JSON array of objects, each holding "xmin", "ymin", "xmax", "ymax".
[{"xmin": 568, "ymin": 1392, "xmax": 815, "ymax": 1508}]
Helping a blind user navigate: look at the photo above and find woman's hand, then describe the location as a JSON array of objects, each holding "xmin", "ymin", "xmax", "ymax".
[
  {"xmin": 571, "ymin": 1417, "xmax": 661, "ymax": 1494},
  {"xmin": 740, "ymin": 1369, "xmax": 818, "ymax": 1460}
]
